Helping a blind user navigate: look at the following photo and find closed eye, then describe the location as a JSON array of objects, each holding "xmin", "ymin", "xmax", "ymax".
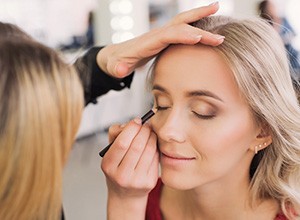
[
  {"xmin": 192, "ymin": 111, "xmax": 216, "ymax": 120},
  {"xmin": 156, "ymin": 106, "xmax": 170, "ymax": 111}
]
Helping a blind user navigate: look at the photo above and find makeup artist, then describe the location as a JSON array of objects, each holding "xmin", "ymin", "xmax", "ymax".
[{"xmin": 0, "ymin": 3, "xmax": 224, "ymax": 220}]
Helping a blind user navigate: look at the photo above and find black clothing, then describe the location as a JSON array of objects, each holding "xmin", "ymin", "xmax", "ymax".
[{"xmin": 74, "ymin": 47, "xmax": 134, "ymax": 105}]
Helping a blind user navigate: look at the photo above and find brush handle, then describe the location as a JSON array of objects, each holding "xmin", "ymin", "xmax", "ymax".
[
  {"xmin": 99, "ymin": 142, "xmax": 112, "ymax": 157},
  {"xmin": 99, "ymin": 109, "xmax": 155, "ymax": 157}
]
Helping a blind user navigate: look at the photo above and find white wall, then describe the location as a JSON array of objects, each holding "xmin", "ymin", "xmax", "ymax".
[
  {"xmin": 176, "ymin": 0, "xmax": 262, "ymax": 17},
  {"xmin": 76, "ymin": 0, "xmax": 152, "ymax": 138},
  {"xmin": 0, "ymin": 0, "xmax": 96, "ymax": 47}
]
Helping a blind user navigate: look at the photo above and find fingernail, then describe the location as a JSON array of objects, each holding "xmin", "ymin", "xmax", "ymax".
[
  {"xmin": 133, "ymin": 118, "xmax": 141, "ymax": 125},
  {"xmin": 214, "ymin": 34, "xmax": 225, "ymax": 40},
  {"xmin": 120, "ymin": 123, "xmax": 126, "ymax": 128},
  {"xmin": 193, "ymin": 34, "xmax": 202, "ymax": 41},
  {"xmin": 209, "ymin": 1, "xmax": 219, "ymax": 6}
]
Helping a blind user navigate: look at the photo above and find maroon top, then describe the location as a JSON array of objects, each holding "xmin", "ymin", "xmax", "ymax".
[{"xmin": 145, "ymin": 179, "xmax": 287, "ymax": 220}]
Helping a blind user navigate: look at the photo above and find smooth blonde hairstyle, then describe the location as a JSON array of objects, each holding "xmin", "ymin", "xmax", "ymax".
[
  {"xmin": 148, "ymin": 15, "xmax": 300, "ymax": 218},
  {"xmin": 0, "ymin": 24, "xmax": 83, "ymax": 220},
  {"xmin": 191, "ymin": 16, "xmax": 300, "ymax": 218}
]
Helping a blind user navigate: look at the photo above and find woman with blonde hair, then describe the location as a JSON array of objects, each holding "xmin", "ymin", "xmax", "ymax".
[
  {"xmin": 102, "ymin": 14, "xmax": 300, "ymax": 220},
  {"xmin": 0, "ymin": 3, "xmax": 225, "ymax": 219},
  {"xmin": 0, "ymin": 23, "xmax": 85, "ymax": 220},
  {"xmin": 0, "ymin": 32, "xmax": 84, "ymax": 220}
]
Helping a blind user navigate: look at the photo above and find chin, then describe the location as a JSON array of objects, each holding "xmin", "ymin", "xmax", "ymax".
[{"xmin": 160, "ymin": 170, "xmax": 197, "ymax": 190}]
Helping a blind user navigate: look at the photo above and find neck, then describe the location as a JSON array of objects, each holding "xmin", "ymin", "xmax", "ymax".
[{"xmin": 161, "ymin": 169, "xmax": 279, "ymax": 220}]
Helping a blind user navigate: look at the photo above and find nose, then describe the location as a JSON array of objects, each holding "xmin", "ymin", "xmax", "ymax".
[{"xmin": 156, "ymin": 108, "xmax": 186, "ymax": 143}]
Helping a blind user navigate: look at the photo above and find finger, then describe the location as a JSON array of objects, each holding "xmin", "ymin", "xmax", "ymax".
[
  {"xmin": 108, "ymin": 124, "xmax": 124, "ymax": 143},
  {"xmin": 170, "ymin": 2, "xmax": 219, "ymax": 25},
  {"xmin": 198, "ymin": 30, "xmax": 225, "ymax": 46},
  {"xmin": 158, "ymin": 24, "xmax": 203, "ymax": 45},
  {"xmin": 135, "ymin": 132, "xmax": 158, "ymax": 173},
  {"xmin": 118, "ymin": 124, "xmax": 152, "ymax": 171},
  {"xmin": 115, "ymin": 25, "xmax": 201, "ymax": 71},
  {"xmin": 102, "ymin": 118, "xmax": 142, "ymax": 170},
  {"xmin": 159, "ymin": 24, "xmax": 224, "ymax": 46},
  {"xmin": 114, "ymin": 61, "xmax": 131, "ymax": 78},
  {"xmin": 147, "ymin": 150, "xmax": 159, "ymax": 186}
]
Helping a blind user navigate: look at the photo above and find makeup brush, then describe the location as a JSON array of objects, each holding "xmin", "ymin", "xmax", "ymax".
[{"xmin": 99, "ymin": 108, "xmax": 157, "ymax": 157}]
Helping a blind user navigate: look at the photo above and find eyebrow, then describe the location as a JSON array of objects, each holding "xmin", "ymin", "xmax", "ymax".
[
  {"xmin": 152, "ymin": 84, "xmax": 224, "ymax": 102},
  {"xmin": 187, "ymin": 90, "xmax": 224, "ymax": 102}
]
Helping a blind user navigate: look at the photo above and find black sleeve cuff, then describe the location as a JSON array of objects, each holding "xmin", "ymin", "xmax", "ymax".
[{"xmin": 74, "ymin": 47, "xmax": 134, "ymax": 105}]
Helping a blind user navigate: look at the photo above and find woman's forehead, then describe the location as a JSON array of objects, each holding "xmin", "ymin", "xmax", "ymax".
[
  {"xmin": 152, "ymin": 44, "xmax": 242, "ymax": 104},
  {"xmin": 153, "ymin": 44, "xmax": 232, "ymax": 87}
]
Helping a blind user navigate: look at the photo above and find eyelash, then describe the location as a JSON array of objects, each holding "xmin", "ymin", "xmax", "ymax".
[
  {"xmin": 155, "ymin": 105, "xmax": 169, "ymax": 111},
  {"xmin": 155, "ymin": 105, "xmax": 216, "ymax": 120},
  {"xmin": 192, "ymin": 111, "xmax": 216, "ymax": 120}
]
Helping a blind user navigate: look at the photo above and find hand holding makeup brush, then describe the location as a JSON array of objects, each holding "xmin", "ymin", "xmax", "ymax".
[{"xmin": 101, "ymin": 118, "xmax": 159, "ymax": 220}]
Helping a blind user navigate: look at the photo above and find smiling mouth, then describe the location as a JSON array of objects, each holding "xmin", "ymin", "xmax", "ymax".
[{"xmin": 161, "ymin": 153, "xmax": 195, "ymax": 160}]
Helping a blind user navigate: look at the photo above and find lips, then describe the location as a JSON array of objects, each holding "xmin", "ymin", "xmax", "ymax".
[{"xmin": 161, "ymin": 152, "xmax": 195, "ymax": 160}]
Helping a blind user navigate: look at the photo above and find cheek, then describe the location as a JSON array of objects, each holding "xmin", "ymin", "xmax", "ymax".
[
  {"xmin": 150, "ymin": 116, "xmax": 164, "ymax": 137},
  {"xmin": 193, "ymin": 110, "xmax": 258, "ymax": 157},
  {"xmin": 186, "ymin": 111, "xmax": 258, "ymax": 184},
  {"xmin": 151, "ymin": 107, "xmax": 258, "ymax": 156}
]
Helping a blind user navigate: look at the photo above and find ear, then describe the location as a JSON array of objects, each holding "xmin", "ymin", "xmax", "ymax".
[{"xmin": 250, "ymin": 123, "xmax": 273, "ymax": 154}]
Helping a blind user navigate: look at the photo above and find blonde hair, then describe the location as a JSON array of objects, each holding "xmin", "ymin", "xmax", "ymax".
[
  {"xmin": 191, "ymin": 16, "xmax": 300, "ymax": 218},
  {"xmin": 0, "ymin": 26, "xmax": 83, "ymax": 219},
  {"xmin": 0, "ymin": 22, "xmax": 32, "ymax": 41}
]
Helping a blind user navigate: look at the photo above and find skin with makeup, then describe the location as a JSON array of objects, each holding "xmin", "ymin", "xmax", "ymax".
[
  {"xmin": 152, "ymin": 44, "xmax": 276, "ymax": 220},
  {"xmin": 101, "ymin": 13, "xmax": 300, "ymax": 220}
]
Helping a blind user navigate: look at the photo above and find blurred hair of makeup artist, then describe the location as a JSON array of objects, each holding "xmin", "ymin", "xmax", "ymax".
[
  {"xmin": 0, "ymin": 22, "xmax": 84, "ymax": 220},
  {"xmin": 0, "ymin": 2, "xmax": 225, "ymax": 219},
  {"xmin": 101, "ymin": 5, "xmax": 300, "ymax": 220}
]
